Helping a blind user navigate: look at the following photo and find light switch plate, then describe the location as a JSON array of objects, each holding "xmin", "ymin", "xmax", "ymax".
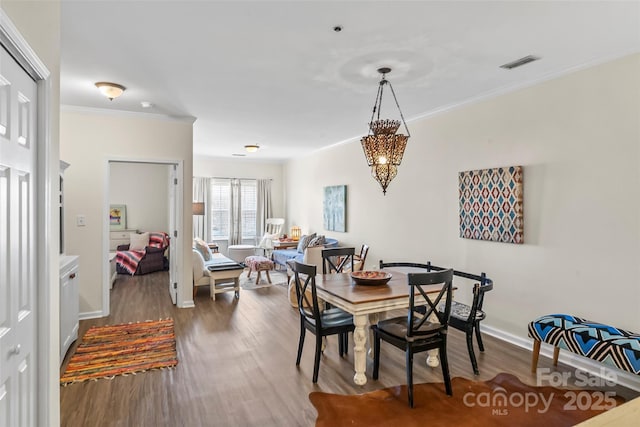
[{"xmin": 76, "ymin": 215, "xmax": 86, "ymax": 226}]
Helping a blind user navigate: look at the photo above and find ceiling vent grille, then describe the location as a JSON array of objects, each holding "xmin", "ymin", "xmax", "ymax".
[{"xmin": 499, "ymin": 55, "xmax": 540, "ymax": 70}]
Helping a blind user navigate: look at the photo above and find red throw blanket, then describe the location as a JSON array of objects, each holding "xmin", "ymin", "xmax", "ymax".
[
  {"xmin": 149, "ymin": 232, "xmax": 170, "ymax": 249},
  {"xmin": 116, "ymin": 232, "xmax": 170, "ymax": 275},
  {"xmin": 115, "ymin": 250, "xmax": 145, "ymax": 275}
]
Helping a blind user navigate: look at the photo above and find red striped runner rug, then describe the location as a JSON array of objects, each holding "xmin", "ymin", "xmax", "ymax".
[{"xmin": 60, "ymin": 318, "xmax": 178, "ymax": 385}]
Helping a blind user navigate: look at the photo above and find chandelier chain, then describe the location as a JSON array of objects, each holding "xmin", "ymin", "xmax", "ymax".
[
  {"xmin": 368, "ymin": 80, "xmax": 385, "ymax": 132},
  {"xmin": 387, "ymin": 81, "xmax": 410, "ymax": 138}
]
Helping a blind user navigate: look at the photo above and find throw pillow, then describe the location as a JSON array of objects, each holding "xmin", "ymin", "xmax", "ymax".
[
  {"xmin": 307, "ymin": 235, "xmax": 326, "ymax": 247},
  {"xmin": 130, "ymin": 232, "xmax": 150, "ymax": 251},
  {"xmin": 296, "ymin": 233, "xmax": 316, "ymax": 253},
  {"xmin": 193, "ymin": 237, "xmax": 212, "ymax": 261}
]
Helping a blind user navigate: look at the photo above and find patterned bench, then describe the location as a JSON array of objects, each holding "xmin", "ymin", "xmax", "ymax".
[{"xmin": 528, "ymin": 314, "xmax": 640, "ymax": 375}]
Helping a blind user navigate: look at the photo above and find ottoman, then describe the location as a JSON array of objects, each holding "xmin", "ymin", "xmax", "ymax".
[
  {"xmin": 228, "ymin": 244, "xmax": 256, "ymax": 263},
  {"xmin": 245, "ymin": 255, "xmax": 275, "ymax": 284}
]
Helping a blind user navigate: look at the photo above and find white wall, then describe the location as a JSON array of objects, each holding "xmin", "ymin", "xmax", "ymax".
[
  {"xmin": 109, "ymin": 162, "xmax": 170, "ymax": 233},
  {"xmin": 61, "ymin": 110, "xmax": 194, "ymax": 315},
  {"xmin": 285, "ymin": 53, "xmax": 640, "ymax": 338},
  {"xmin": 1, "ymin": 0, "xmax": 61, "ymax": 424}
]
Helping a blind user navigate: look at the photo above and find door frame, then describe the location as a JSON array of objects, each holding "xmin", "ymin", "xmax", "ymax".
[
  {"xmin": 103, "ymin": 157, "xmax": 184, "ymax": 315},
  {"xmin": 1, "ymin": 9, "xmax": 53, "ymax": 426}
]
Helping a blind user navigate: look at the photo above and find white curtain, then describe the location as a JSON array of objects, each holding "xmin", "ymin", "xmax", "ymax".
[
  {"xmin": 256, "ymin": 179, "xmax": 273, "ymax": 238},
  {"xmin": 192, "ymin": 177, "xmax": 212, "ymax": 241},
  {"xmin": 229, "ymin": 178, "xmax": 242, "ymax": 245}
]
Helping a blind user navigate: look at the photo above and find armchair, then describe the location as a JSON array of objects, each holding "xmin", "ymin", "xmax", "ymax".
[
  {"xmin": 115, "ymin": 231, "xmax": 169, "ymax": 275},
  {"xmin": 116, "ymin": 244, "xmax": 166, "ymax": 275}
]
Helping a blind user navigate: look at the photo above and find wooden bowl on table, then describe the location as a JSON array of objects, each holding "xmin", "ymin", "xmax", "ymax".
[{"xmin": 351, "ymin": 270, "xmax": 392, "ymax": 286}]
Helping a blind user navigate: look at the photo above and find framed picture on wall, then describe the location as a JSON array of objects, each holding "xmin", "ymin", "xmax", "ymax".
[
  {"xmin": 323, "ymin": 185, "xmax": 346, "ymax": 232},
  {"xmin": 109, "ymin": 204, "xmax": 127, "ymax": 230}
]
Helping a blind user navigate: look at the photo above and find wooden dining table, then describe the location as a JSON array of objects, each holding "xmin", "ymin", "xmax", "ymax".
[{"xmin": 315, "ymin": 270, "xmax": 450, "ymax": 386}]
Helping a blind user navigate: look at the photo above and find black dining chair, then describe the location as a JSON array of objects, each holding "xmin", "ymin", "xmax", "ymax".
[
  {"xmin": 426, "ymin": 264, "xmax": 493, "ymax": 376},
  {"xmin": 446, "ymin": 273, "xmax": 492, "ymax": 375},
  {"xmin": 372, "ymin": 268, "xmax": 454, "ymax": 408},
  {"xmin": 382, "ymin": 261, "xmax": 494, "ymax": 375},
  {"xmin": 290, "ymin": 260, "xmax": 355, "ymax": 383},
  {"xmin": 321, "ymin": 247, "xmax": 355, "ymax": 274}
]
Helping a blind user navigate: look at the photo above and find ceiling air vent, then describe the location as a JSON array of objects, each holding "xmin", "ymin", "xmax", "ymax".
[{"xmin": 499, "ymin": 55, "xmax": 540, "ymax": 70}]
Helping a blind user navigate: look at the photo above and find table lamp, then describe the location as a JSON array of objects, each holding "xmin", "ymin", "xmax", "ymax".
[{"xmin": 290, "ymin": 226, "xmax": 301, "ymax": 241}]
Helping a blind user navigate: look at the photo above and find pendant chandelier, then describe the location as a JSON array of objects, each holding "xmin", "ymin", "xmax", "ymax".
[{"xmin": 360, "ymin": 67, "xmax": 410, "ymax": 195}]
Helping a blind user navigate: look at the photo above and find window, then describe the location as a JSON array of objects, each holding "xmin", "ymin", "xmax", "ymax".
[
  {"xmin": 240, "ymin": 180, "xmax": 257, "ymax": 240},
  {"xmin": 209, "ymin": 179, "xmax": 257, "ymax": 240},
  {"xmin": 210, "ymin": 179, "xmax": 230, "ymax": 239}
]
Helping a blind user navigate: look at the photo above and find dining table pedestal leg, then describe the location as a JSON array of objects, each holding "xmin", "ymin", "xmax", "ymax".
[
  {"xmin": 367, "ymin": 313, "xmax": 380, "ymax": 357},
  {"xmin": 353, "ymin": 314, "xmax": 368, "ymax": 385},
  {"xmin": 426, "ymin": 350, "xmax": 440, "ymax": 367}
]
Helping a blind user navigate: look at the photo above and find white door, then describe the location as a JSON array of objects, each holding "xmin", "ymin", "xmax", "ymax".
[
  {"xmin": 168, "ymin": 164, "xmax": 178, "ymax": 304},
  {"xmin": 0, "ymin": 43, "xmax": 38, "ymax": 427}
]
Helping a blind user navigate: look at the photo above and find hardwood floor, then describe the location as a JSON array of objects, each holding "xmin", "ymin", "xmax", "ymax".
[{"xmin": 60, "ymin": 271, "xmax": 638, "ymax": 427}]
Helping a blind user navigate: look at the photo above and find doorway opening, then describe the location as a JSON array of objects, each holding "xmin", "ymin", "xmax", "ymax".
[{"xmin": 103, "ymin": 158, "xmax": 183, "ymax": 316}]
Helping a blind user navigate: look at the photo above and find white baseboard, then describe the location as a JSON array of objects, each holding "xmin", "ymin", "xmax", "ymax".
[
  {"xmin": 78, "ymin": 310, "xmax": 104, "ymax": 320},
  {"xmin": 179, "ymin": 300, "xmax": 195, "ymax": 309},
  {"xmin": 482, "ymin": 324, "xmax": 640, "ymax": 392}
]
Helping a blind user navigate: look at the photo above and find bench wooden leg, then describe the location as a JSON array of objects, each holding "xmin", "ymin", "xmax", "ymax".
[
  {"xmin": 531, "ymin": 340, "xmax": 541, "ymax": 373},
  {"xmin": 553, "ymin": 346, "xmax": 560, "ymax": 366},
  {"xmin": 256, "ymin": 270, "xmax": 262, "ymax": 283},
  {"xmin": 265, "ymin": 269, "xmax": 272, "ymax": 284}
]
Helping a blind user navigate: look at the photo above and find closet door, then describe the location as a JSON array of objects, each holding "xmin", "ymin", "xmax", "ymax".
[{"xmin": 0, "ymin": 42, "xmax": 38, "ymax": 427}]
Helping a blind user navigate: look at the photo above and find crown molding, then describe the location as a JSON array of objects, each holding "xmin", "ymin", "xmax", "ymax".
[
  {"xmin": 61, "ymin": 104, "xmax": 197, "ymax": 124},
  {"xmin": 0, "ymin": 9, "xmax": 50, "ymax": 80}
]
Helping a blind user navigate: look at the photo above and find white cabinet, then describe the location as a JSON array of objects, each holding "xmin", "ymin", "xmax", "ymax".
[
  {"xmin": 109, "ymin": 229, "xmax": 139, "ymax": 251},
  {"xmin": 60, "ymin": 255, "xmax": 79, "ymax": 363}
]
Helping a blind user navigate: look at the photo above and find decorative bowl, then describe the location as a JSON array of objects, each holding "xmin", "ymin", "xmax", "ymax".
[{"xmin": 351, "ymin": 270, "xmax": 392, "ymax": 286}]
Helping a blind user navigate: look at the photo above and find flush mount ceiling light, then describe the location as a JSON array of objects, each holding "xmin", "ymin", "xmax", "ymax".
[
  {"xmin": 360, "ymin": 67, "xmax": 410, "ymax": 195},
  {"xmin": 244, "ymin": 144, "xmax": 260, "ymax": 153},
  {"xmin": 94, "ymin": 82, "xmax": 126, "ymax": 100}
]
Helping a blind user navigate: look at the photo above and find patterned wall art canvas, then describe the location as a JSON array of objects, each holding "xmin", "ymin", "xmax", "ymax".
[
  {"xmin": 459, "ymin": 166, "xmax": 523, "ymax": 244},
  {"xmin": 323, "ymin": 185, "xmax": 346, "ymax": 232}
]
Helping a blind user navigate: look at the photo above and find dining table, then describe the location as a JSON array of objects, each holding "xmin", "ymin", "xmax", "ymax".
[{"xmin": 314, "ymin": 270, "xmax": 452, "ymax": 386}]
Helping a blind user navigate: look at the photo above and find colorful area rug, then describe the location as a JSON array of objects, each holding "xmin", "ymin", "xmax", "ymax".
[
  {"xmin": 309, "ymin": 373, "xmax": 625, "ymax": 427},
  {"xmin": 60, "ymin": 318, "xmax": 178, "ymax": 385}
]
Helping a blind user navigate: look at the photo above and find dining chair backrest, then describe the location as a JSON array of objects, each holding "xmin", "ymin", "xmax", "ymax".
[
  {"xmin": 416, "ymin": 261, "xmax": 493, "ymax": 322},
  {"xmin": 379, "ymin": 260, "xmax": 432, "ymax": 271},
  {"xmin": 289, "ymin": 260, "xmax": 322, "ymax": 327},
  {"xmin": 470, "ymin": 275, "xmax": 493, "ymax": 320},
  {"xmin": 355, "ymin": 244, "xmax": 370, "ymax": 271},
  {"xmin": 380, "ymin": 260, "xmax": 493, "ymax": 309},
  {"xmin": 322, "ymin": 247, "xmax": 355, "ymax": 274},
  {"xmin": 406, "ymin": 269, "xmax": 454, "ymax": 339}
]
